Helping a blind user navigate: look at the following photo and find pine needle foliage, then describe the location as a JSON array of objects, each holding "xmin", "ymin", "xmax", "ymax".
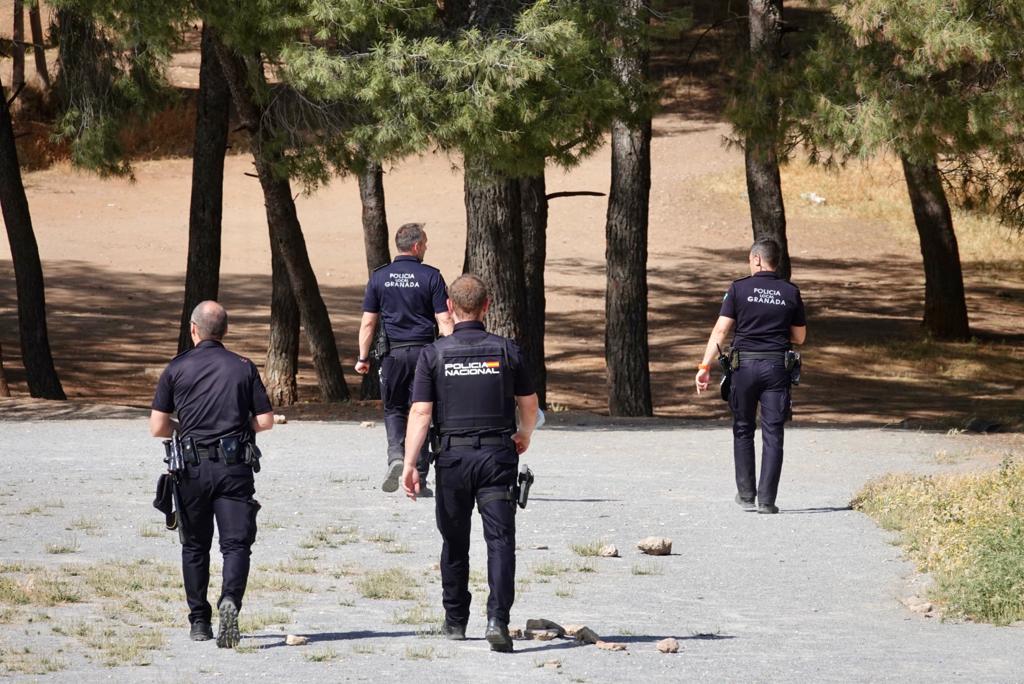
[
  {"xmin": 46, "ymin": 1, "xmax": 685, "ymax": 189},
  {"xmin": 792, "ymin": 0, "xmax": 1024, "ymax": 215}
]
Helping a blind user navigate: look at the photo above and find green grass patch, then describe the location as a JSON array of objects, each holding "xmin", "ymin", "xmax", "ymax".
[
  {"xmin": 356, "ymin": 568, "xmax": 421, "ymax": 600},
  {"xmin": 853, "ymin": 457, "xmax": 1024, "ymax": 624}
]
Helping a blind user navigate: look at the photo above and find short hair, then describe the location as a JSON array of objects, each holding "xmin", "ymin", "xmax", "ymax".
[
  {"xmin": 395, "ymin": 223, "xmax": 426, "ymax": 253},
  {"xmin": 448, "ymin": 274, "xmax": 488, "ymax": 317},
  {"xmin": 750, "ymin": 238, "xmax": 780, "ymax": 268},
  {"xmin": 190, "ymin": 301, "xmax": 228, "ymax": 340}
]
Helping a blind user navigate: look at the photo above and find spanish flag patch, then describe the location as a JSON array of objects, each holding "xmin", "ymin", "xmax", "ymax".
[{"xmin": 485, "ymin": 361, "xmax": 500, "ymax": 368}]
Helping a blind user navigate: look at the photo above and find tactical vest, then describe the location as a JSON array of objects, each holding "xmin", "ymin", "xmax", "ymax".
[{"xmin": 430, "ymin": 333, "xmax": 516, "ymax": 435}]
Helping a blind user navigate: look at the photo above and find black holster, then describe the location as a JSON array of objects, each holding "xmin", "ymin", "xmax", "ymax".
[{"xmin": 372, "ymin": 323, "xmax": 390, "ymax": 360}]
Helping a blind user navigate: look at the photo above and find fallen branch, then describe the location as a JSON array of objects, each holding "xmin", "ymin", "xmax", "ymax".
[{"xmin": 545, "ymin": 191, "xmax": 606, "ymax": 201}]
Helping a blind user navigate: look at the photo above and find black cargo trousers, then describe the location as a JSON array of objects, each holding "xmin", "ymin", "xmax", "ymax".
[
  {"xmin": 178, "ymin": 454, "xmax": 259, "ymax": 626},
  {"xmin": 730, "ymin": 357, "xmax": 791, "ymax": 506},
  {"xmin": 380, "ymin": 344, "xmax": 430, "ymax": 482},
  {"xmin": 434, "ymin": 441, "xmax": 518, "ymax": 626}
]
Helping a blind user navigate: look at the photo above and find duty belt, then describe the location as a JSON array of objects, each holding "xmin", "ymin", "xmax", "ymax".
[
  {"xmin": 389, "ymin": 341, "xmax": 429, "ymax": 351},
  {"xmin": 444, "ymin": 434, "xmax": 514, "ymax": 449},
  {"xmin": 734, "ymin": 351, "xmax": 786, "ymax": 361}
]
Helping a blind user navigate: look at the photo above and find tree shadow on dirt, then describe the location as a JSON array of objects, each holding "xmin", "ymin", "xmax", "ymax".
[
  {"xmin": 1, "ymin": 252, "xmax": 1021, "ymax": 428},
  {"xmin": 543, "ymin": 249, "xmax": 1024, "ymax": 427}
]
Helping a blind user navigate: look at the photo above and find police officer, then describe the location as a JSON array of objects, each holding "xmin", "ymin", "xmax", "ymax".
[
  {"xmin": 149, "ymin": 301, "xmax": 274, "ymax": 647},
  {"xmin": 695, "ymin": 239, "xmax": 806, "ymax": 514},
  {"xmin": 401, "ymin": 274, "xmax": 538, "ymax": 652},
  {"xmin": 356, "ymin": 223, "xmax": 453, "ymax": 495}
]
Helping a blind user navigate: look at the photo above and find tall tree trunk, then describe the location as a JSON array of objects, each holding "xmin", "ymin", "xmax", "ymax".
[
  {"xmin": 211, "ymin": 36, "xmax": 349, "ymax": 401},
  {"xmin": 358, "ymin": 160, "xmax": 390, "ymax": 400},
  {"xmin": 604, "ymin": 0, "xmax": 652, "ymax": 417},
  {"xmin": 177, "ymin": 25, "xmax": 230, "ymax": 353},
  {"xmin": 0, "ymin": 75, "xmax": 65, "ymax": 399},
  {"xmin": 12, "ymin": 1, "xmax": 25, "ymax": 92},
  {"xmin": 265, "ymin": 240, "xmax": 300, "ymax": 405},
  {"xmin": 520, "ymin": 173, "xmax": 547, "ymax": 408},
  {"xmin": 0, "ymin": 342, "xmax": 11, "ymax": 397},
  {"xmin": 462, "ymin": 160, "xmax": 527, "ymax": 342},
  {"xmin": 900, "ymin": 156, "xmax": 970, "ymax": 341},
  {"xmin": 447, "ymin": 1, "xmax": 529, "ymax": 342},
  {"xmin": 29, "ymin": 4, "xmax": 48, "ymax": 88},
  {"xmin": 744, "ymin": 0, "xmax": 791, "ymax": 280}
]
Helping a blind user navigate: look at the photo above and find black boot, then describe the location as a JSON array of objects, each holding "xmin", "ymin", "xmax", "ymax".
[
  {"xmin": 216, "ymin": 598, "xmax": 240, "ymax": 648},
  {"xmin": 485, "ymin": 617, "xmax": 513, "ymax": 653},
  {"xmin": 190, "ymin": 621, "xmax": 213, "ymax": 641},
  {"xmin": 442, "ymin": 620, "xmax": 466, "ymax": 641}
]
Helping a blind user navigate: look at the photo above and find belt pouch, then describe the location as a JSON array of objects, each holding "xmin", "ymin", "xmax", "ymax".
[{"xmin": 219, "ymin": 435, "xmax": 243, "ymax": 465}]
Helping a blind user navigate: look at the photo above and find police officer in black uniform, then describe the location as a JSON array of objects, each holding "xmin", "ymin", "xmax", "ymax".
[
  {"xmin": 356, "ymin": 223, "xmax": 453, "ymax": 495},
  {"xmin": 150, "ymin": 301, "xmax": 274, "ymax": 647},
  {"xmin": 696, "ymin": 239, "xmax": 807, "ymax": 514},
  {"xmin": 401, "ymin": 274, "xmax": 538, "ymax": 652}
]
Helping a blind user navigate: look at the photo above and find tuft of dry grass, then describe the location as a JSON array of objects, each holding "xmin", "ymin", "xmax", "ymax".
[
  {"xmin": 356, "ymin": 568, "xmax": 421, "ymax": 601},
  {"xmin": 392, "ymin": 604, "xmax": 443, "ymax": 626},
  {"xmin": 0, "ymin": 646, "xmax": 67, "ymax": 675},
  {"xmin": 300, "ymin": 525, "xmax": 359, "ymax": 549},
  {"xmin": 69, "ymin": 621, "xmax": 166, "ymax": 667},
  {"xmin": 239, "ymin": 608, "xmax": 293, "ymax": 633},
  {"xmin": 570, "ymin": 540, "xmax": 607, "ymax": 557},
  {"xmin": 631, "ymin": 562, "xmax": 664, "ymax": 577},
  {"xmin": 45, "ymin": 536, "xmax": 80, "ymax": 555},
  {"xmin": 304, "ymin": 647, "xmax": 339, "ymax": 662},
  {"xmin": 853, "ymin": 457, "xmax": 1024, "ymax": 624}
]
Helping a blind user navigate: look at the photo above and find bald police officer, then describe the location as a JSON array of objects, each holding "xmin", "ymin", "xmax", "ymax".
[
  {"xmin": 150, "ymin": 301, "xmax": 274, "ymax": 647},
  {"xmin": 696, "ymin": 239, "xmax": 806, "ymax": 514},
  {"xmin": 356, "ymin": 223, "xmax": 453, "ymax": 495},
  {"xmin": 402, "ymin": 274, "xmax": 538, "ymax": 652}
]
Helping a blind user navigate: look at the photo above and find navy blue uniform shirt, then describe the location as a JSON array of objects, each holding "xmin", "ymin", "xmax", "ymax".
[
  {"xmin": 720, "ymin": 271, "xmax": 806, "ymax": 352},
  {"xmin": 152, "ymin": 340, "xmax": 272, "ymax": 444},
  {"xmin": 410, "ymin": 321, "xmax": 534, "ymax": 403},
  {"xmin": 362, "ymin": 255, "xmax": 448, "ymax": 344}
]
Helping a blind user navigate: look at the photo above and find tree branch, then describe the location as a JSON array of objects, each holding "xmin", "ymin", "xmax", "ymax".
[{"xmin": 545, "ymin": 190, "xmax": 606, "ymax": 200}]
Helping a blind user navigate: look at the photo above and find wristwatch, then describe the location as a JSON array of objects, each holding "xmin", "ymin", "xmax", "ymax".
[{"xmin": 358, "ymin": 357, "xmax": 369, "ymax": 363}]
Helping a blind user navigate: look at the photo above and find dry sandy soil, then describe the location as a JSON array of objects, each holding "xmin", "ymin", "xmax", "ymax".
[{"xmin": 0, "ymin": 5, "xmax": 1022, "ymax": 428}]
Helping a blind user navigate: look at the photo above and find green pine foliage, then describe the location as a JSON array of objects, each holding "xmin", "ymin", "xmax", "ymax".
[
  {"xmin": 282, "ymin": 0, "xmax": 663, "ymax": 181},
  {"xmin": 45, "ymin": 1, "xmax": 686, "ymax": 189},
  {"xmin": 794, "ymin": 1, "xmax": 1024, "ymax": 169}
]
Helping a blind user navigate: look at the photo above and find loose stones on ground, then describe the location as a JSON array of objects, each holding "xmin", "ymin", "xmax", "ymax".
[{"xmin": 636, "ymin": 536, "xmax": 672, "ymax": 556}]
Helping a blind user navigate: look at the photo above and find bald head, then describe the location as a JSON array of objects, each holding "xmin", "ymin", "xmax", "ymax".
[{"xmin": 190, "ymin": 301, "xmax": 228, "ymax": 341}]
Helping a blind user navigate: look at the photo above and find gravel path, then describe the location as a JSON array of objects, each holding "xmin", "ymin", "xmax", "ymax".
[{"xmin": 0, "ymin": 420, "xmax": 1021, "ymax": 682}]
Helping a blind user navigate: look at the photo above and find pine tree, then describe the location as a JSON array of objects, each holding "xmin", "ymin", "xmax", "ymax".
[
  {"xmin": 794, "ymin": 0, "xmax": 1024, "ymax": 340},
  {"xmin": 0, "ymin": 74, "xmax": 65, "ymax": 399},
  {"xmin": 177, "ymin": 24, "xmax": 230, "ymax": 354}
]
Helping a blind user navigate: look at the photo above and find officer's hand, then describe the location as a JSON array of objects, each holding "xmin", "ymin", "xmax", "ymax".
[
  {"xmin": 402, "ymin": 464, "xmax": 420, "ymax": 501},
  {"xmin": 695, "ymin": 369, "xmax": 711, "ymax": 394},
  {"xmin": 512, "ymin": 432, "xmax": 530, "ymax": 455},
  {"xmin": 354, "ymin": 360, "xmax": 370, "ymax": 375}
]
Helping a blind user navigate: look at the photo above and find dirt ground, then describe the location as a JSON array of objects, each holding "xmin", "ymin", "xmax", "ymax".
[{"xmin": 0, "ymin": 5, "xmax": 1022, "ymax": 429}]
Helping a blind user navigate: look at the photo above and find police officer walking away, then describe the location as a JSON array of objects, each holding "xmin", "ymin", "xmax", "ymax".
[
  {"xmin": 356, "ymin": 223, "xmax": 453, "ymax": 495},
  {"xmin": 149, "ymin": 301, "xmax": 274, "ymax": 647},
  {"xmin": 695, "ymin": 240, "xmax": 806, "ymax": 514},
  {"xmin": 401, "ymin": 274, "xmax": 538, "ymax": 652}
]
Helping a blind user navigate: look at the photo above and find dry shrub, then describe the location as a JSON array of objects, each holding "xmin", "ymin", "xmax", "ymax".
[{"xmin": 853, "ymin": 457, "xmax": 1024, "ymax": 624}]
